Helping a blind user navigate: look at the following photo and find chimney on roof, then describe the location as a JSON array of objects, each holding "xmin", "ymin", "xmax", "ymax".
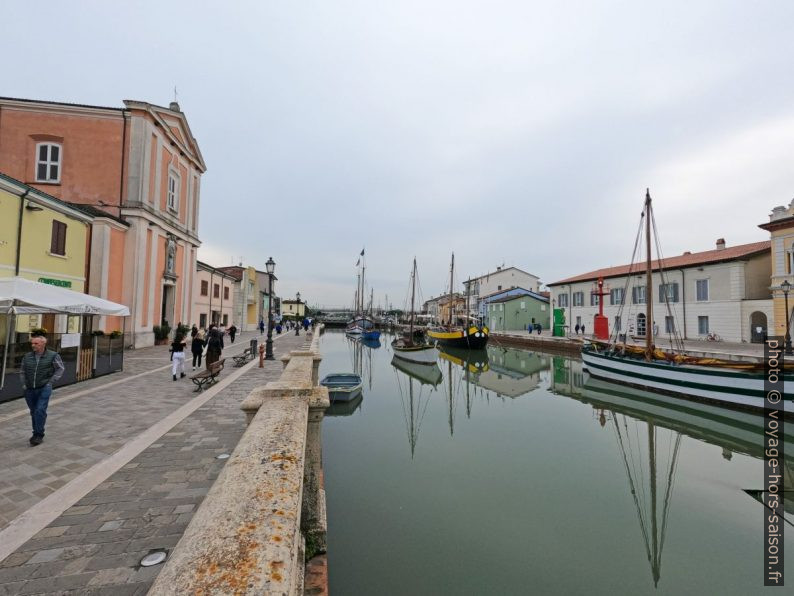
[
  {"xmin": 169, "ymin": 101, "xmax": 181, "ymax": 112},
  {"xmin": 683, "ymin": 251, "xmax": 691, "ymax": 255},
  {"xmin": 496, "ymin": 266, "xmax": 502, "ymax": 271},
  {"xmin": 716, "ymin": 238, "xmax": 726, "ymax": 250}
]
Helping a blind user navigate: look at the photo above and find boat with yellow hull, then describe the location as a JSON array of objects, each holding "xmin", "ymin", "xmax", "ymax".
[{"xmin": 428, "ymin": 325, "xmax": 489, "ymax": 350}]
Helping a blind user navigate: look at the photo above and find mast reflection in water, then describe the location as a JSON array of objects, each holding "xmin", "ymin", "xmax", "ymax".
[{"xmin": 319, "ymin": 330, "xmax": 794, "ymax": 595}]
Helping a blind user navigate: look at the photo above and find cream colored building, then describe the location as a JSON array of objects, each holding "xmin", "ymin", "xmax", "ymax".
[
  {"xmin": 463, "ymin": 266, "xmax": 541, "ymax": 319},
  {"xmin": 193, "ymin": 261, "xmax": 235, "ymax": 330},
  {"xmin": 548, "ymin": 239, "xmax": 771, "ymax": 343},
  {"xmin": 759, "ymin": 201, "xmax": 794, "ymax": 340}
]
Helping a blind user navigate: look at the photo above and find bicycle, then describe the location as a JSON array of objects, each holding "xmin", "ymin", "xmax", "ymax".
[{"xmin": 706, "ymin": 331, "xmax": 721, "ymax": 341}]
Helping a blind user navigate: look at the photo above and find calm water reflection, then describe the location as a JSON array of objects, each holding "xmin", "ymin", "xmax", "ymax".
[{"xmin": 320, "ymin": 330, "xmax": 793, "ymax": 595}]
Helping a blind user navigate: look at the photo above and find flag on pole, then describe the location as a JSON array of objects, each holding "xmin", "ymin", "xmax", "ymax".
[{"xmin": 360, "ymin": 248, "xmax": 365, "ymax": 256}]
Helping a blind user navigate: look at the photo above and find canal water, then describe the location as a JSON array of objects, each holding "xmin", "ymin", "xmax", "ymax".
[{"xmin": 319, "ymin": 330, "xmax": 793, "ymax": 595}]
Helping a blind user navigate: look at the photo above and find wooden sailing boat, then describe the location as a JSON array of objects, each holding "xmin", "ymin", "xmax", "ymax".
[
  {"xmin": 346, "ymin": 250, "xmax": 380, "ymax": 339},
  {"xmin": 392, "ymin": 258, "xmax": 439, "ymax": 364},
  {"xmin": 427, "ymin": 252, "xmax": 489, "ymax": 349},
  {"xmin": 581, "ymin": 190, "xmax": 793, "ymax": 415}
]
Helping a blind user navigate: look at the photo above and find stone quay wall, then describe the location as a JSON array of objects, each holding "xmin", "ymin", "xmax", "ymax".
[{"xmin": 148, "ymin": 327, "xmax": 328, "ymax": 595}]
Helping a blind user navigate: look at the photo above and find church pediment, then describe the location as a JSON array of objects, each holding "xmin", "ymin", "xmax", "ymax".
[{"xmin": 124, "ymin": 100, "xmax": 207, "ymax": 172}]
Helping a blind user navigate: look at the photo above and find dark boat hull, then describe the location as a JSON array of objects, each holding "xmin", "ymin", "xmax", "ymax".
[{"xmin": 427, "ymin": 325, "xmax": 489, "ymax": 349}]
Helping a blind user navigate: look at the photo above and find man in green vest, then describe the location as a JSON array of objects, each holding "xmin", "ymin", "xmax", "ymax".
[{"xmin": 20, "ymin": 335, "xmax": 64, "ymax": 446}]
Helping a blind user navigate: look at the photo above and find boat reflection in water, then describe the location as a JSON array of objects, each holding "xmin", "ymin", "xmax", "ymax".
[
  {"xmin": 550, "ymin": 355, "xmax": 794, "ymax": 588},
  {"xmin": 347, "ymin": 334, "xmax": 378, "ymax": 392},
  {"xmin": 326, "ymin": 391, "xmax": 364, "ymax": 417},
  {"xmin": 390, "ymin": 355, "xmax": 443, "ymax": 458}
]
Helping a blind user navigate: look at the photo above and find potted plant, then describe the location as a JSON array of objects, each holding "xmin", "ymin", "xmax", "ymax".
[
  {"xmin": 109, "ymin": 330, "xmax": 122, "ymax": 339},
  {"xmin": 153, "ymin": 324, "xmax": 171, "ymax": 345}
]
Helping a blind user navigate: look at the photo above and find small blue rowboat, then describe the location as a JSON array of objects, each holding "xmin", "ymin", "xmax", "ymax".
[{"xmin": 320, "ymin": 373, "xmax": 363, "ymax": 402}]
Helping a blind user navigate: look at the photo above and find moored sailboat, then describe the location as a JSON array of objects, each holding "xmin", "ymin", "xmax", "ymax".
[
  {"xmin": 392, "ymin": 258, "xmax": 439, "ymax": 365},
  {"xmin": 346, "ymin": 249, "xmax": 381, "ymax": 339},
  {"xmin": 581, "ymin": 190, "xmax": 793, "ymax": 416},
  {"xmin": 427, "ymin": 252, "xmax": 489, "ymax": 349}
]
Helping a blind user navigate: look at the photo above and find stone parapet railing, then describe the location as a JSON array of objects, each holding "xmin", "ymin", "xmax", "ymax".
[{"xmin": 149, "ymin": 326, "xmax": 328, "ymax": 595}]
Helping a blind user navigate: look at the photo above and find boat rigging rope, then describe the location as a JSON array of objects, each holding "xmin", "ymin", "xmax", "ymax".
[
  {"xmin": 610, "ymin": 210, "xmax": 646, "ymax": 349},
  {"xmin": 650, "ymin": 210, "xmax": 686, "ymax": 353}
]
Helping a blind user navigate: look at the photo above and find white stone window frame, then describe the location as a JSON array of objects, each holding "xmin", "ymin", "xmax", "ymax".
[
  {"xmin": 167, "ymin": 169, "xmax": 180, "ymax": 213},
  {"xmin": 697, "ymin": 315, "xmax": 709, "ymax": 335},
  {"xmin": 696, "ymin": 279, "xmax": 709, "ymax": 302},
  {"xmin": 35, "ymin": 142, "xmax": 62, "ymax": 183}
]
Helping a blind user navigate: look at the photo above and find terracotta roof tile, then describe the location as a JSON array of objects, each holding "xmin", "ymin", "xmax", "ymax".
[{"xmin": 549, "ymin": 240, "xmax": 770, "ymax": 286}]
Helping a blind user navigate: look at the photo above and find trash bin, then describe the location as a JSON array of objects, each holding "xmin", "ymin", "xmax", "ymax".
[{"xmin": 250, "ymin": 338, "xmax": 258, "ymax": 353}]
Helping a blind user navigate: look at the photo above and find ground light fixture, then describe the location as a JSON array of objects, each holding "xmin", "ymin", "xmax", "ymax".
[
  {"xmin": 216, "ymin": 453, "xmax": 230, "ymax": 460},
  {"xmin": 140, "ymin": 550, "xmax": 168, "ymax": 567}
]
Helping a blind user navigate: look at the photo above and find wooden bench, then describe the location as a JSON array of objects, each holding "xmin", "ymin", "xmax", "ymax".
[
  {"xmin": 232, "ymin": 348, "xmax": 253, "ymax": 367},
  {"xmin": 191, "ymin": 358, "xmax": 226, "ymax": 392}
]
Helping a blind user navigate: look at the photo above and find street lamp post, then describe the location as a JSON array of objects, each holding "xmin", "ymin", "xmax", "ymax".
[
  {"xmin": 265, "ymin": 257, "xmax": 275, "ymax": 360},
  {"xmin": 783, "ymin": 280, "xmax": 792, "ymax": 355},
  {"xmin": 295, "ymin": 291, "xmax": 301, "ymax": 336}
]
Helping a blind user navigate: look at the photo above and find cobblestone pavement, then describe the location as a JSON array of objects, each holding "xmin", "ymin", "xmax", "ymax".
[
  {"xmin": 0, "ymin": 328, "xmax": 291, "ymax": 531},
  {"xmin": 0, "ymin": 329, "xmax": 311, "ymax": 594}
]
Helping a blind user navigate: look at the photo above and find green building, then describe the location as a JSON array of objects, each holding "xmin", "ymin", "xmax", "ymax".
[{"xmin": 485, "ymin": 291, "xmax": 550, "ymax": 332}]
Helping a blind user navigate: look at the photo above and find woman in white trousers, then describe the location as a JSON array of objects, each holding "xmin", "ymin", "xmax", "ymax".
[{"xmin": 170, "ymin": 335, "xmax": 187, "ymax": 381}]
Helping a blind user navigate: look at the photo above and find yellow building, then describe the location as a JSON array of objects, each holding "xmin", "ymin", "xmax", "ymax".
[
  {"xmin": 282, "ymin": 299, "xmax": 305, "ymax": 319},
  {"xmin": 759, "ymin": 203, "xmax": 794, "ymax": 338},
  {"xmin": 0, "ymin": 173, "xmax": 91, "ymax": 335}
]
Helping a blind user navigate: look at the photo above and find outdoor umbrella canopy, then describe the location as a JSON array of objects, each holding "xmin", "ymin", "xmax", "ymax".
[{"xmin": 0, "ymin": 277, "xmax": 130, "ymax": 316}]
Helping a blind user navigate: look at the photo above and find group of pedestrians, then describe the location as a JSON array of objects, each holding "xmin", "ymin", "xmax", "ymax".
[
  {"xmin": 574, "ymin": 323, "xmax": 586, "ymax": 335},
  {"xmin": 169, "ymin": 323, "xmax": 227, "ymax": 381}
]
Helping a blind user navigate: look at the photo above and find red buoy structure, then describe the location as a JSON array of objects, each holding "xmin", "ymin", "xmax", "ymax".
[{"xmin": 592, "ymin": 277, "xmax": 609, "ymax": 340}]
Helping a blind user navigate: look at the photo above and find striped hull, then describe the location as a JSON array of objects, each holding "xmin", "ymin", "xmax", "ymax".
[
  {"xmin": 581, "ymin": 348, "xmax": 793, "ymax": 416},
  {"xmin": 427, "ymin": 326, "xmax": 489, "ymax": 349}
]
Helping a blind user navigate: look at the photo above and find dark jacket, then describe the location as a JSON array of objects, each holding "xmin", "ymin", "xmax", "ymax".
[
  {"xmin": 20, "ymin": 349, "xmax": 65, "ymax": 389},
  {"xmin": 191, "ymin": 336, "xmax": 205, "ymax": 354},
  {"xmin": 207, "ymin": 330, "xmax": 223, "ymax": 353},
  {"xmin": 170, "ymin": 339, "xmax": 186, "ymax": 353}
]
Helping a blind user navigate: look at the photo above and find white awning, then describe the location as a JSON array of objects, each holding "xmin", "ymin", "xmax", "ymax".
[{"xmin": 0, "ymin": 277, "xmax": 130, "ymax": 316}]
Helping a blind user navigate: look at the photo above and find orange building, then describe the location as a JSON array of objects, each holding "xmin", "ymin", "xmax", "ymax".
[{"xmin": 0, "ymin": 97, "xmax": 206, "ymax": 346}]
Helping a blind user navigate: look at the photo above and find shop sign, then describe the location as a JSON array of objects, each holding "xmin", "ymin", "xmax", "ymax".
[{"xmin": 38, "ymin": 277, "xmax": 72, "ymax": 288}]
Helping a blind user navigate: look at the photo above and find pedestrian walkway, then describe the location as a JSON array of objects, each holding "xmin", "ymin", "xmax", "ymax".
[{"xmin": 0, "ymin": 327, "xmax": 309, "ymax": 594}]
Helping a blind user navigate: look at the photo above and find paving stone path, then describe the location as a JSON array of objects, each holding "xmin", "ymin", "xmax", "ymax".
[{"xmin": 0, "ymin": 329, "xmax": 310, "ymax": 595}]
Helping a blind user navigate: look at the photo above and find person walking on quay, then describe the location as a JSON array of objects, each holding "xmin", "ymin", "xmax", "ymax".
[
  {"xmin": 171, "ymin": 334, "xmax": 187, "ymax": 381},
  {"xmin": 229, "ymin": 323, "xmax": 237, "ymax": 343},
  {"xmin": 581, "ymin": 323, "xmax": 586, "ymax": 336},
  {"xmin": 653, "ymin": 321, "xmax": 659, "ymax": 337},
  {"xmin": 191, "ymin": 329, "xmax": 206, "ymax": 370},
  {"xmin": 574, "ymin": 323, "xmax": 580, "ymax": 335},
  {"xmin": 535, "ymin": 322, "xmax": 542, "ymax": 335},
  {"xmin": 259, "ymin": 319, "xmax": 265, "ymax": 335},
  {"xmin": 21, "ymin": 335, "xmax": 65, "ymax": 446},
  {"xmin": 205, "ymin": 325, "xmax": 223, "ymax": 369},
  {"xmin": 190, "ymin": 324, "xmax": 198, "ymax": 339}
]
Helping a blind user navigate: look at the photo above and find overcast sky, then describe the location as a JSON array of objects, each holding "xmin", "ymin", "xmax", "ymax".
[{"xmin": 4, "ymin": 1, "xmax": 791, "ymax": 308}]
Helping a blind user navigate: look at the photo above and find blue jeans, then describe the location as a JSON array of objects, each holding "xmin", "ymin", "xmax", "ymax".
[{"xmin": 24, "ymin": 385, "xmax": 52, "ymax": 437}]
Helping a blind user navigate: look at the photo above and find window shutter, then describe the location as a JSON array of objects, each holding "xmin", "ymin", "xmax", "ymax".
[{"xmin": 673, "ymin": 283, "xmax": 679, "ymax": 302}]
